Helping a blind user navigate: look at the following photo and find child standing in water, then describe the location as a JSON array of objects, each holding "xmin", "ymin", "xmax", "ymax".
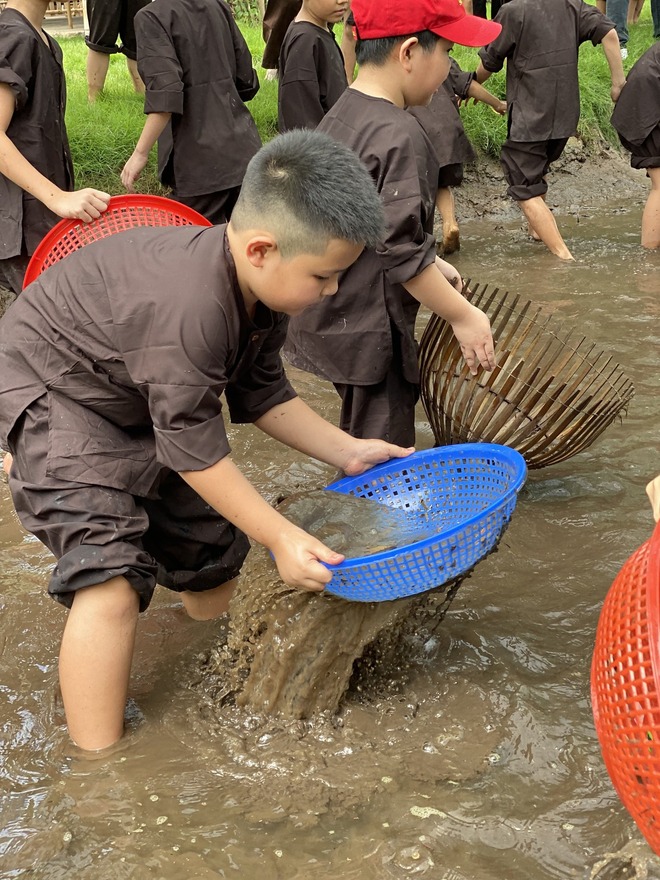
[
  {"xmin": 611, "ymin": 41, "xmax": 660, "ymax": 249},
  {"xmin": 285, "ymin": 0, "xmax": 501, "ymax": 448},
  {"xmin": 0, "ymin": 130, "xmax": 412, "ymax": 752},
  {"xmin": 476, "ymin": 0, "xmax": 626, "ymax": 260}
]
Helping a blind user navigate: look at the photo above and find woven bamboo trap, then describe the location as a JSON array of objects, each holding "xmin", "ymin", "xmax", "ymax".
[{"xmin": 418, "ymin": 282, "xmax": 635, "ymax": 469}]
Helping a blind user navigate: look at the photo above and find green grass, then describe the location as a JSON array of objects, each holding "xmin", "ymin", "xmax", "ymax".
[{"xmin": 58, "ymin": 5, "xmax": 657, "ymax": 193}]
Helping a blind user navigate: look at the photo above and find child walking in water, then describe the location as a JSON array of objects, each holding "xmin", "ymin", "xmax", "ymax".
[{"xmin": 0, "ymin": 130, "xmax": 412, "ymax": 752}]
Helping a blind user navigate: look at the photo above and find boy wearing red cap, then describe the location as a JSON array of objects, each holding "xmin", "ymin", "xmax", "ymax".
[{"xmin": 285, "ymin": 0, "xmax": 501, "ymax": 447}]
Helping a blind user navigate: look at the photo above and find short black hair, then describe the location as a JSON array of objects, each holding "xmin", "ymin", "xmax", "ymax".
[
  {"xmin": 231, "ymin": 129, "xmax": 384, "ymax": 258},
  {"xmin": 355, "ymin": 29, "xmax": 441, "ymax": 66}
]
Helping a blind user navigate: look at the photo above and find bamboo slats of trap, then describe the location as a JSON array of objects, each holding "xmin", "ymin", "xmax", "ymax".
[{"xmin": 418, "ymin": 282, "xmax": 635, "ymax": 469}]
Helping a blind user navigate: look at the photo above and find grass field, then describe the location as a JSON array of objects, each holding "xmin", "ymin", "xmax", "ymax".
[{"xmin": 60, "ymin": 6, "xmax": 658, "ymax": 196}]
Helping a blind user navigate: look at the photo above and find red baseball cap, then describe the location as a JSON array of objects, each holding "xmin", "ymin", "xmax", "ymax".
[{"xmin": 351, "ymin": 0, "xmax": 502, "ymax": 48}]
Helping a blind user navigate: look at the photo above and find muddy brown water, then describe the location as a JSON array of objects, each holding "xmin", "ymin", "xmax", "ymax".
[{"xmin": 1, "ymin": 205, "xmax": 659, "ymax": 879}]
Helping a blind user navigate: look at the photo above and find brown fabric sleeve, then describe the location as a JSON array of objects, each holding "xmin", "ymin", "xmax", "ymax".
[
  {"xmin": 0, "ymin": 34, "xmax": 32, "ymax": 112},
  {"xmin": 478, "ymin": 3, "xmax": 519, "ymax": 73},
  {"xmin": 135, "ymin": 9, "xmax": 185, "ymax": 116}
]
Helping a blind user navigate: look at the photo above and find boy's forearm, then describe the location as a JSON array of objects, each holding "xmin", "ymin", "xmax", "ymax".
[
  {"xmin": 467, "ymin": 79, "xmax": 502, "ymax": 109},
  {"xmin": 255, "ymin": 396, "xmax": 356, "ymax": 471},
  {"xmin": 402, "ymin": 261, "xmax": 472, "ymax": 322},
  {"xmin": 0, "ymin": 130, "xmax": 67, "ymax": 209},
  {"xmin": 179, "ymin": 455, "xmax": 300, "ymax": 551},
  {"xmin": 133, "ymin": 112, "xmax": 171, "ymax": 159},
  {"xmin": 600, "ymin": 29, "xmax": 626, "ymax": 99},
  {"xmin": 475, "ymin": 62, "xmax": 493, "ymax": 84}
]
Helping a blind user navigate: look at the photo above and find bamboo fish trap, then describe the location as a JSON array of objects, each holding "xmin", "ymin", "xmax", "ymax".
[{"xmin": 418, "ymin": 282, "xmax": 635, "ymax": 469}]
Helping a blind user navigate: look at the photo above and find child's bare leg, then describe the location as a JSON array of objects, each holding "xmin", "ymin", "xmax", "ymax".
[
  {"xmin": 519, "ymin": 195, "xmax": 574, "ymax": 260},
  {"xmin": 436, "ymin": 187, "xmax": 460, "ymax": 254},
  {"xmin": 86, "ymin": 50, "xmax": 110, "ymax": 102},
  {"xmin": 642, "ymin": 167, "xmax": 660, "ymax": 248},
  {"xmin": 181, "ymin": 577, "xmax": 238, "ymax": 621},
  {"xmin": 126, "ymin": 58, "xmax": 145, "ymax": 95},
  {"xmin": 59, "ymin": 576, "xmax": 139, "ymax": 750}
]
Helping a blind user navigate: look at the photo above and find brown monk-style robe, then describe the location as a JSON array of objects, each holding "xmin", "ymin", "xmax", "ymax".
[
  {"xmin": 0, "ymin": 8, "xmax": 74, "ymax": 259},
  {"xmin": 478, "ymin": 0, "xmax": 615, "ymax": 141},
  {"xmin": 408, "ymin": 59, "xmax": 477, "ymax": 169},
  {"xmin": 611, "ymin": 42, "xmax": 660, "ymax": 148},
  {"xmin": 285, "ymin": 89, "xmax": 439, "ymax": 387},
  {"xmin": 0, "ymin": 226, "xmax": 296, "ymax": 496},
  {"xmin": 278, "ymin": 20, "xmax": 348, "ymax": 132},
  {"xmin": 135, "ymin": 0, "xmax": 261, "ymax": 198}
]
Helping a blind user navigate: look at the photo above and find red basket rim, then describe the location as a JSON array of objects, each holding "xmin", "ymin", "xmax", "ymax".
[{"xmin": 23, "ymin": 194, "xmax": 212, "ymax": 288}]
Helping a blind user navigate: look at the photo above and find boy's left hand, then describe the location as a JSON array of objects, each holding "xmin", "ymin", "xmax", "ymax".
[{"xmin": 341, "ymin": 439, "xmax": 415, "ymax": 477}]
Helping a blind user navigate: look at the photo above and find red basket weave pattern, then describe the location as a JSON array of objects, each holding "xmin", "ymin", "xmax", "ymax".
[
  {"xmin": 591, "ymin": 522, "xmax": 660, "ymax": 854},
  {"xmin": 23, "ymin": 195, "xmax": 212, "ymax": 287}
]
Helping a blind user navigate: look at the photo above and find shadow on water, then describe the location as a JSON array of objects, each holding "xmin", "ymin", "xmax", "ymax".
[{"xmin": 1, "ymin": 207, "xmax": 659, "ymax": 879}]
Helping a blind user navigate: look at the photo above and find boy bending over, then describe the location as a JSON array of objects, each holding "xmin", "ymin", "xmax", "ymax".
[
  {"xmin": 285, "ymin": 0, "xmax": 501, "ymax": 448},
  {"xmin": 0, "ymin": 130, "xmax": 410, "ymax": 752}
]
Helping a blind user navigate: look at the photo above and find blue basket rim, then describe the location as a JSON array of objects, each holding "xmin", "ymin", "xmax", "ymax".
[{"xmin": 322, "ymin": 443, "xmax": 527, "ymax": 574}]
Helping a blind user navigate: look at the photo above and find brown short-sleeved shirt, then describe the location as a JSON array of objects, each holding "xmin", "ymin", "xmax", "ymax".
[
  {"xmin": 285, "ymin": 89, "xmax": 439, "ymax": 387},
  {"xmin": 478, "ymin": 0, "xmax": 615, "ymax": 142},
  {"xmin": 135, "ymin": 0, "xmax": 262, "ymax": 197},
  {"xmin": 0, "ymin": 226, "xmax": 296, "ymax": 496},
  {"xmin": 0, "ymin": 9, "xmax": 74, "ymax": 258},
  {"xmin": 611, "ymin": 42, "xmax": 660, "ymax": 146},
  {"xmin": 408, "ymin": 59, "xmax": 477, "ymax": 169},
  {"xmin": 278, "ymin": 21, "xmax": 348, "ymax": 132}
]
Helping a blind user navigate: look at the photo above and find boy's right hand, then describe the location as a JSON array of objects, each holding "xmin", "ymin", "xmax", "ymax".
[
  {"xmin": 121, "ymin": 151, "xmax": 149, "ymax": 192},
  {"xmin": 50, "ymin": 188, "xmax": 111, "ymax": 222},
  {"xmin": 451, "ymin": 302, "xmax": 496, "ymax": 375},
  {"xmin": 270, "ymin": 526, "xmax": 345, "ymax": 592}
]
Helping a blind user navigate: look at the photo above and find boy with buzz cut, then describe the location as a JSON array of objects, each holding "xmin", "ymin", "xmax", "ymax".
[
  {"xmin": 0, "ymin": 130, "xmax": 411, "ymax": 753},
  {"xmin": 285, "ymin": 0, "xmax": 501, "ymax": 448},
  {"xmin": 476, "ymin": 0, "xmax": 626, "ymax": 261},
  {"xmin": 121, "ymin": 0, "xmax": 262, "ymax": 224},
  {"xmin": 0, "ymin": 0, "xmax": 111, "ymax": 296},
  {"xmin": 278, "ymin": 0, "xmax": 349, "ymax": 132}
]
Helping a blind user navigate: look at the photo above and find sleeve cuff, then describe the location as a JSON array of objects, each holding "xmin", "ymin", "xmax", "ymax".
[{"xmin": 154, "ymin": 412, "xmax": 231, "ymax": 472}]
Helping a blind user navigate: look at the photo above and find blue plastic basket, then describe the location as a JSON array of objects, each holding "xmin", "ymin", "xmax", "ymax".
[{"xmin": 322, "ymin": 443, "xmax": 527, "ymax": 602}]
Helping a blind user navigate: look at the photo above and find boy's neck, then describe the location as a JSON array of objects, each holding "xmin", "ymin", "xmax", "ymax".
[
  {"xmin": 350, "ymin": 66, "xmax": 405, "ymax": 108},
  {"xmin": 6, "ymin": 0, "xmax": 49, "ymax": 31},
  {"xmin": 295, "ymin": 6, "xmax": 332, "ymax": 30}
]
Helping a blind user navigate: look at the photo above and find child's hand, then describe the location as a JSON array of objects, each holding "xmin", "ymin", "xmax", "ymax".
[
  {"xmin": 50, "ymin": 188, "xmax": 111, "ymax": 222},
  {"xmin": 492, "ymin": 99, "xmax": 507, "ymax": 115},
  {"xmin": 341, "ymin": 439, "xmax": 415, "ymax": 477},
  {"xmin": 270, "ymin": 526, "xmax": 345, "ymax": 591},
  {"xmin": 451, "ymin": 303, "xmax": 496, "ymax": 375},
  {"xmin": 121, "ymin": 151, "xmax": 149, "ymax": 192},
  {"xmin": 646, "ymin": 475, "xmax": 660, "ymax": 522}
]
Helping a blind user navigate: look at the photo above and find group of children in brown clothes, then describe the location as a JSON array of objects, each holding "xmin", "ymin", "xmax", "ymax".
[{"xmin": 0, "ymin": 0, "xmax": 658, "ymax": 751}]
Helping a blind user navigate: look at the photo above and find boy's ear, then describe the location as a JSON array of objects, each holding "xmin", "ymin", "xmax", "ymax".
[
  {"xmin": 398, "ymin": 36, "xmax": 420, "ymax": 71},
  {"xmin": 244, "ymin": 234, "xmax": 279, "ymax": 268}
]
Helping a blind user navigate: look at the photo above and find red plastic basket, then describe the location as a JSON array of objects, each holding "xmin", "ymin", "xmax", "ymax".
[
  {"xmin": 591, "ymin": 520, "xmax": 660, "ymax": 853},
  {"xmin": 23, "ymin": 194, "xmax": 212, "ymax": 288}
]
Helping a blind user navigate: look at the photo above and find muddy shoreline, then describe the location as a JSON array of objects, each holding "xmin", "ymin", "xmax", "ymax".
[{"xmin": 455, "ymin": 139, "xmax": 647, "ymax": 224}]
